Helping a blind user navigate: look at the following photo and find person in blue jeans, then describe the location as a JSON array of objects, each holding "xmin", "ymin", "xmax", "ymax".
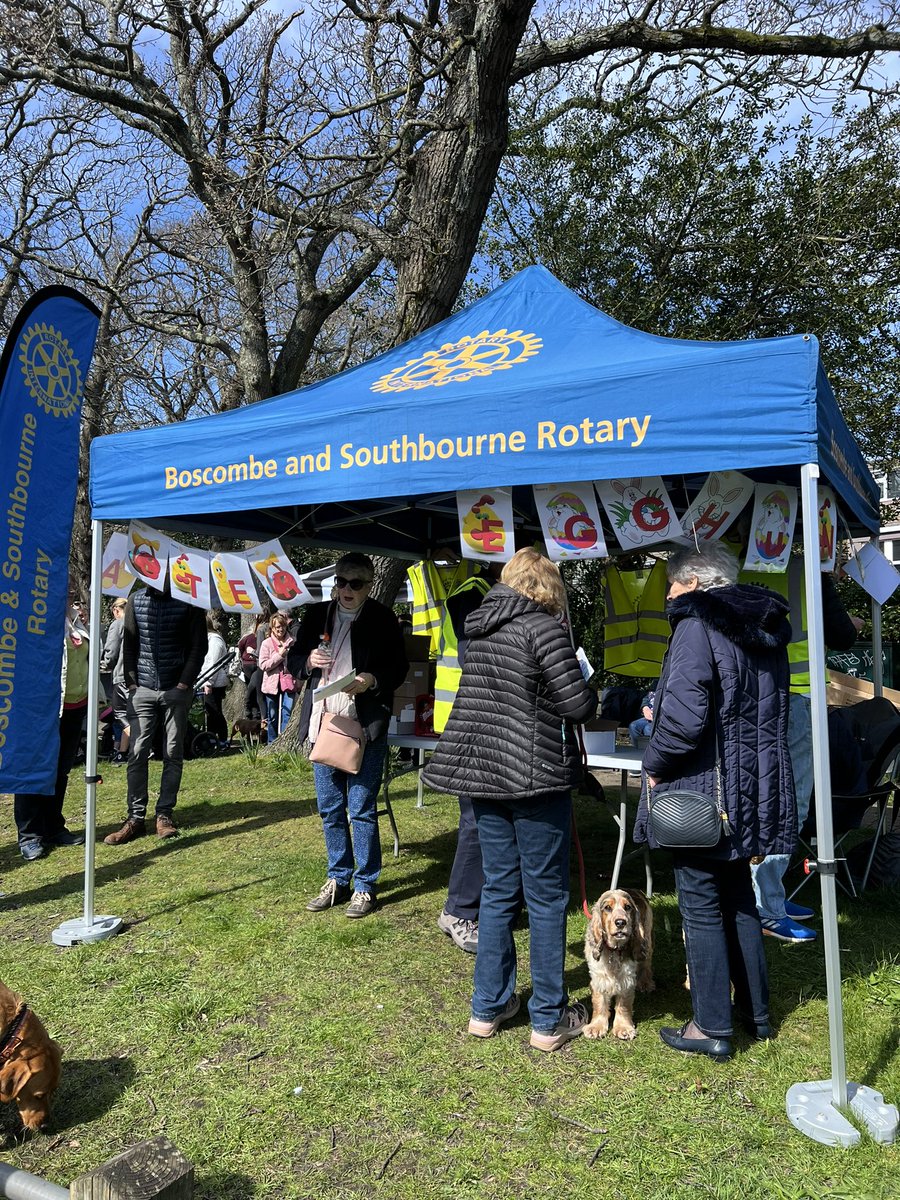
[
  {"xmin": 628, "ymin": 691, "xmax": 655, "ymax": 745},
  {"xmin": 423, "ymin": 549, "xmax": 596, "ymax": 1052},
  {"xmin": 294, "ymin": 553, "xmax": 408, "ymax": 919}
]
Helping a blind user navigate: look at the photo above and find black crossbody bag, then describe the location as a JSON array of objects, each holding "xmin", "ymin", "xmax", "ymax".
[{"xmin": 646, "ymin": 633, "xmax": 732, "ymax": 849}]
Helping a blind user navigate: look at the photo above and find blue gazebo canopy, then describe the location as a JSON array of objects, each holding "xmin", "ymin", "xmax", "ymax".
[{"xmin": 90, "ymin": 265, "xmax": 878, "ymax": 554}]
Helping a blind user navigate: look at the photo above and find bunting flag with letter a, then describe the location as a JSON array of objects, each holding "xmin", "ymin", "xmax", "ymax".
[{"xmin": 0, "ymin": 287, "xmax": 100, "ymax": 793}]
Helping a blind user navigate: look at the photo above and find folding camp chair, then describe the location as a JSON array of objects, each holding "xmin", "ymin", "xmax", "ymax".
[{"xmin": 790, "ymin": 721, "xmax": 900, "ymax": 900}]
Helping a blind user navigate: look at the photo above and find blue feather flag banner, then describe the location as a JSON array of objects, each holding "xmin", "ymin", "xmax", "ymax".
[{"xmin": 0, "ymin": 288, "xmax": 100, "ymax": 793}]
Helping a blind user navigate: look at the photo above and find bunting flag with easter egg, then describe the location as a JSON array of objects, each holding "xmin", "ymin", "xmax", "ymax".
[
  {"xmin": 594, "ymin": 476, "xmax": 682, "ymax": 551},
  {"xmin": 248, "ymin": 539, "xmax": 313, "ymax": 609},
  {"xmin": 533, "ymin": 482, "xmax": 607, "ymax": 561},
  {"xmin": 100, "ymin": 530, "xmax": 137, "ymax": 597},
  {"xmin": 167, "ymin": 542, "xmax": 212, "ymax": 609},
  {"xmin": 456, "ymin": 488, "xmax": 515, "ymax": 562},
  {"xmin": 126, "ymin": 521, "xmax": 172, "ymax": 591},
  {"xmin": 680, "ymin": 470, "xmax": 755, "ymax": 544},
  {"xmin": 818, "ymin": 486, "xmax": 838, "ymax": 572},
  {"xmin": 211, "ymin": 552, "xmax": 263, "ymax": 614},
  {"xmin": 742, "ymin": 483, "xmax": 798, "ymax": 572}
]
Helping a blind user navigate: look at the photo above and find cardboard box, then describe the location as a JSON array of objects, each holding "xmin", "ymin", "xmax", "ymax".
[
  {"xmin": 582, "ymin": 717, "xmax": 618, "ymax": 756},
  {"xmin": 404, "ymin": 633, "xmax": 431, "ymax": 662}
]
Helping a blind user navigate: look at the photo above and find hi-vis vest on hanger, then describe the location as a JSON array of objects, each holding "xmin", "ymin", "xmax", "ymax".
[
  {"xmin": 603, "ymin": 559, "xmax": 669, "ymax": 677},
  {"xmin": 407, "ymin": 561, "xmax": 478, "ymax": 657},
  {"xmin": 432, "ymin": 575, "xmax": 492, "ymax": 734},
  {"xmin": 740, "ymin": 559, "xmax": 811, "ymax": 694}
]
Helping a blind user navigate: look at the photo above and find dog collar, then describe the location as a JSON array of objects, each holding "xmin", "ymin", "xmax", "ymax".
[{"xmin": 0, "ymin": 1002, "xmax": 28, "ymax": 1062}]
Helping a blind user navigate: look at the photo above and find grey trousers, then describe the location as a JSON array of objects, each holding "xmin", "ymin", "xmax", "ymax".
[{"xmin": 126, "ymin": 685, "xmax": 191, "ymax": 819}]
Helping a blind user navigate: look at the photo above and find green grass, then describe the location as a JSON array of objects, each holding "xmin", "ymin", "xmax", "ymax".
[{"xmin": 1, "ymin": 755, "xmax": 899, "ymax": 1199}]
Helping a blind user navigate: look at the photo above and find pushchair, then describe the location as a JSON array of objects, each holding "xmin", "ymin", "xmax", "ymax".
[{"xmin": 189, "ymin": 647, "xmax": 237, "ymax": 757}]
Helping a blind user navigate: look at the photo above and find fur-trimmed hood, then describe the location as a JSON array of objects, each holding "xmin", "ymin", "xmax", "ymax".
[{"xmin": 666, "ymin": 583, "xmax": 791, "ymax": 652}]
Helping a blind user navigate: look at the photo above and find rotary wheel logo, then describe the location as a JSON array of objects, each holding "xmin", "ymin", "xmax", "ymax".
[
  {"xmin": 371, "ymin": 328, "xmax": 542, "ymax": 393},
  {"xmin": 18, "ymin": 322, "xmax": 83, "ymax": 418}
]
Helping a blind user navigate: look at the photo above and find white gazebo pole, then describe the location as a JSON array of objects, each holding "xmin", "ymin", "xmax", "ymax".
[
  {"xmin": 786, "ymin": 463, "xmax": 898, "ymax": 1146},
  {"xmin": 51, "ymin": 519, "xmax": 124, "ymax": 946},
  {"xmin": 870, "ymin": 535, "xmax": 883, "ymax": 697}
]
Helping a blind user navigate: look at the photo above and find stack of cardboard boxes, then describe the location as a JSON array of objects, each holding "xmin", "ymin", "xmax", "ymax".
[{"xmin": 392, "ymin": 634, "xmax": 436, "ymax": 734}]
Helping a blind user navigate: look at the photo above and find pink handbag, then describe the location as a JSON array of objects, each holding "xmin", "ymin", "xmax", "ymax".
[{"xmin": 309, "ymin": 713, "xmax": 365, "ymax": 774}]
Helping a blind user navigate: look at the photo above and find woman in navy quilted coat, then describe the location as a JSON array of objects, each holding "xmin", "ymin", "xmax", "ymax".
[
  {"xmin": 423, "ymin": 549, "xmax": 596, "ymax": 1052},
  {"xmin": 634, "ymin": 544, "xmax": 795, "ymax": 1060}
]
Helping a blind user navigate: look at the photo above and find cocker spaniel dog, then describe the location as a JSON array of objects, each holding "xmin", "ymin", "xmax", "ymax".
[
  {"xmin": 0, "ymin": 982, "xmax": 62, "ymax": 1131},
  {"xmin": 584, "ymin": 888, "xmax": 654, "ymax": 1041}
]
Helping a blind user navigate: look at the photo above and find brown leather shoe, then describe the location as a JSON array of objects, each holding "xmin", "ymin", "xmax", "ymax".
[
  {"xmin": 156, "ymin": 813, "xmax": 179, "ymax": 839},
  {"xmin": 103, "ymin": 818, "xmax": 146, "ymax": 846}
]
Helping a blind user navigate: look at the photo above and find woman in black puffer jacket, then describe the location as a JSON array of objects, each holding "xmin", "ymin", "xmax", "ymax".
[
  {"xmin": 423, "ymin": 549, "xmax": 596, "ymax": 1052},
  {"xmin": 634, "ymin": 543, "xmax": 795, "ymax": 1061}
]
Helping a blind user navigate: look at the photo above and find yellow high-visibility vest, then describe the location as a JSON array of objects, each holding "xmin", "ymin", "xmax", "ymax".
[
  {"xmin": 740, "ymin": 561, "xmax": 811, "ymax": 694},
  {"xmin": 603, "ymin": 560, "xmax": 669, "ymax": 677},
  {"xmin": 432, "ymin": 575, "xmax": 492, "ymax": 733},
  {"xmin": 407, "ymin": 561, "xmax": 478, "ymax": 656}
]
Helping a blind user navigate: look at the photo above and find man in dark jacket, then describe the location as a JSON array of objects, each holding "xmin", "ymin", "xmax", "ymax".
[{"xmin": 104, "ymin": 580, "xmax": 207, "ymax": 845}]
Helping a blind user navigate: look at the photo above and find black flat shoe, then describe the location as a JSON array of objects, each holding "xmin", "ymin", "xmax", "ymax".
[
  {"xmin": 659, "ymin": 1023, "xmax": 732, "ymax": 1060},
  {"xmin": 45, "ymin": 829, "xmax": 86, "ymax": 847}
]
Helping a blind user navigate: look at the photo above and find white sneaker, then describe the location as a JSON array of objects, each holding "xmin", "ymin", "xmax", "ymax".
[
  {"xmin": 468, "ymin": 994, "xmax": 520, "ymax": 1038},
  {"xmin": 530, "ymin": 1001, "xmax": 589, "ymax": 1052},
  {"xmin": 437, "ymin": 909, "xmax": 479, "ymax": 954}
]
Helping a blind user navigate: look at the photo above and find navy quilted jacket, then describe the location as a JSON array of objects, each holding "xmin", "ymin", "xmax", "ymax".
[
  {"xmin": 421, "ymin": 584, "xmax": 596, "ymax": 799},
  {"xmin": 123, "ymin": 588, "xmax": 208, "ymax": 691},
  {"xmin": 634, "ymin": 583, "xmax": 797, "ymax": 860}
]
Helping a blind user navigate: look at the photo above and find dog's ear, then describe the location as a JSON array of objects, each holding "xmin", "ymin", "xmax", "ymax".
[
  {"xmin": 0, "ymin": 1058, "xmax": 32, "ymax": 1102},
  {"xmin": 625, "ymin": 889, "xmax": 653, "ymax": 962},
  {"xmin": 586, "ymin": 906, "xmax": 604, "ymax": 959}
]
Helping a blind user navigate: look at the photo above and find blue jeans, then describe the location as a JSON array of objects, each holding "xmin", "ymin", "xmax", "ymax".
[
  {"xmin": 265, "ymin": 691, "xmax": 294, "ymax": 742},
  {"xmin": 752, "ymin": 693, "xmax": 812, "ymax": 919},
  {"xmin": 673, "ymin": 853, "xmax": 769, "ymax": 1037},
  {"xmin": 471, "ymin": 791, "xmax": 572, "ymax": 1033},
  {"xmin": 628, "ymin": 717, "xmax": 652, "ymax": 745},
  {"xmin": 313, "ymin": 735, "xmax": 387, "ymax": 893}
]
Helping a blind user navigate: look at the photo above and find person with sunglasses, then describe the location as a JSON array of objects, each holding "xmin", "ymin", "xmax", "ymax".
[{"xmin": 293, "ymin": 553, "xmax": 408, "ymax": 918}]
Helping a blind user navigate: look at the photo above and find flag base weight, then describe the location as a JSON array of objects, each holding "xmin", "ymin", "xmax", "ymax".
[
  {"xmin": 787, "ymin": 1080, "xmax": 898, "ymax": 1147},
  {"xmin": 51, "ymin": 915, "xmax": 124, "ymax": 946}
]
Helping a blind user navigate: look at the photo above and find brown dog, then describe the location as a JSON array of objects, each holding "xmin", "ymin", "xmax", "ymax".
[
  {"xmin": 230, "ymin": 718, "xmax": 263, "ymax": 744},
  {"xmin": 584, "ymin": 889, "xmax": 654, "ymax": 1041},
  {"xmin": 0, "ymin": 982, "xmax": 62, "ymax": 1131}
]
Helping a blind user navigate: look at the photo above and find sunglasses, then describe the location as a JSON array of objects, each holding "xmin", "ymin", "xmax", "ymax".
[{"xmin": 335, "ymin": 576, "xmax": 370, "ymax": 591}]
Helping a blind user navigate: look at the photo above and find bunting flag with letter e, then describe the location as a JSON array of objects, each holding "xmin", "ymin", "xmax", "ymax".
[
  {"xmin": 0, "ymin": 286, "xmax": 100, "ymax": 793},
  {"xmin": 211, "ymin": 551, "xmax": 262, "ymax": 614},
  {"xmin": 457, "ymin": 488, "xmax": 515, "ymax": 561}
]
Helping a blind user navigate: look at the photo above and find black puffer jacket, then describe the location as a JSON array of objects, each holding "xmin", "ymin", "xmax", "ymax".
[
  {"xmin": 421, "ymin": 584, "xmax": 596, "ymax": 799},
  {"xmin": 634, "ymin": 583, "xmax": 796, "ymax": 860},
  {"xmin": 123, "ymin": 588, "xmax": 208, "ymax": 691}
]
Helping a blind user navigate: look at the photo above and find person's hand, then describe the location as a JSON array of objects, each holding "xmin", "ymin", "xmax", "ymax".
[
  {"xmin": 646, "ymin": 774, "xmax": 660, "ymax": 789},
  {"xmin": 203, "ymin": 684, "xmax": 212, "ymax": 694},
  {"xmin": 850, "ymin": 615, "xmax": 865, "ymax": 633},
  {"xmin": 308, "ymin": 648, "xmax": 332, "ymax": 670},
  {"xmin": 343, "ymin": 672, "xmax": 375, "ymax": 696}
]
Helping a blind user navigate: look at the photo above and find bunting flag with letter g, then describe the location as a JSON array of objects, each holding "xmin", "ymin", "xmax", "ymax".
[{"xmin": 0, "ymin": 287, "xmax": 100, "ymax": 794}]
